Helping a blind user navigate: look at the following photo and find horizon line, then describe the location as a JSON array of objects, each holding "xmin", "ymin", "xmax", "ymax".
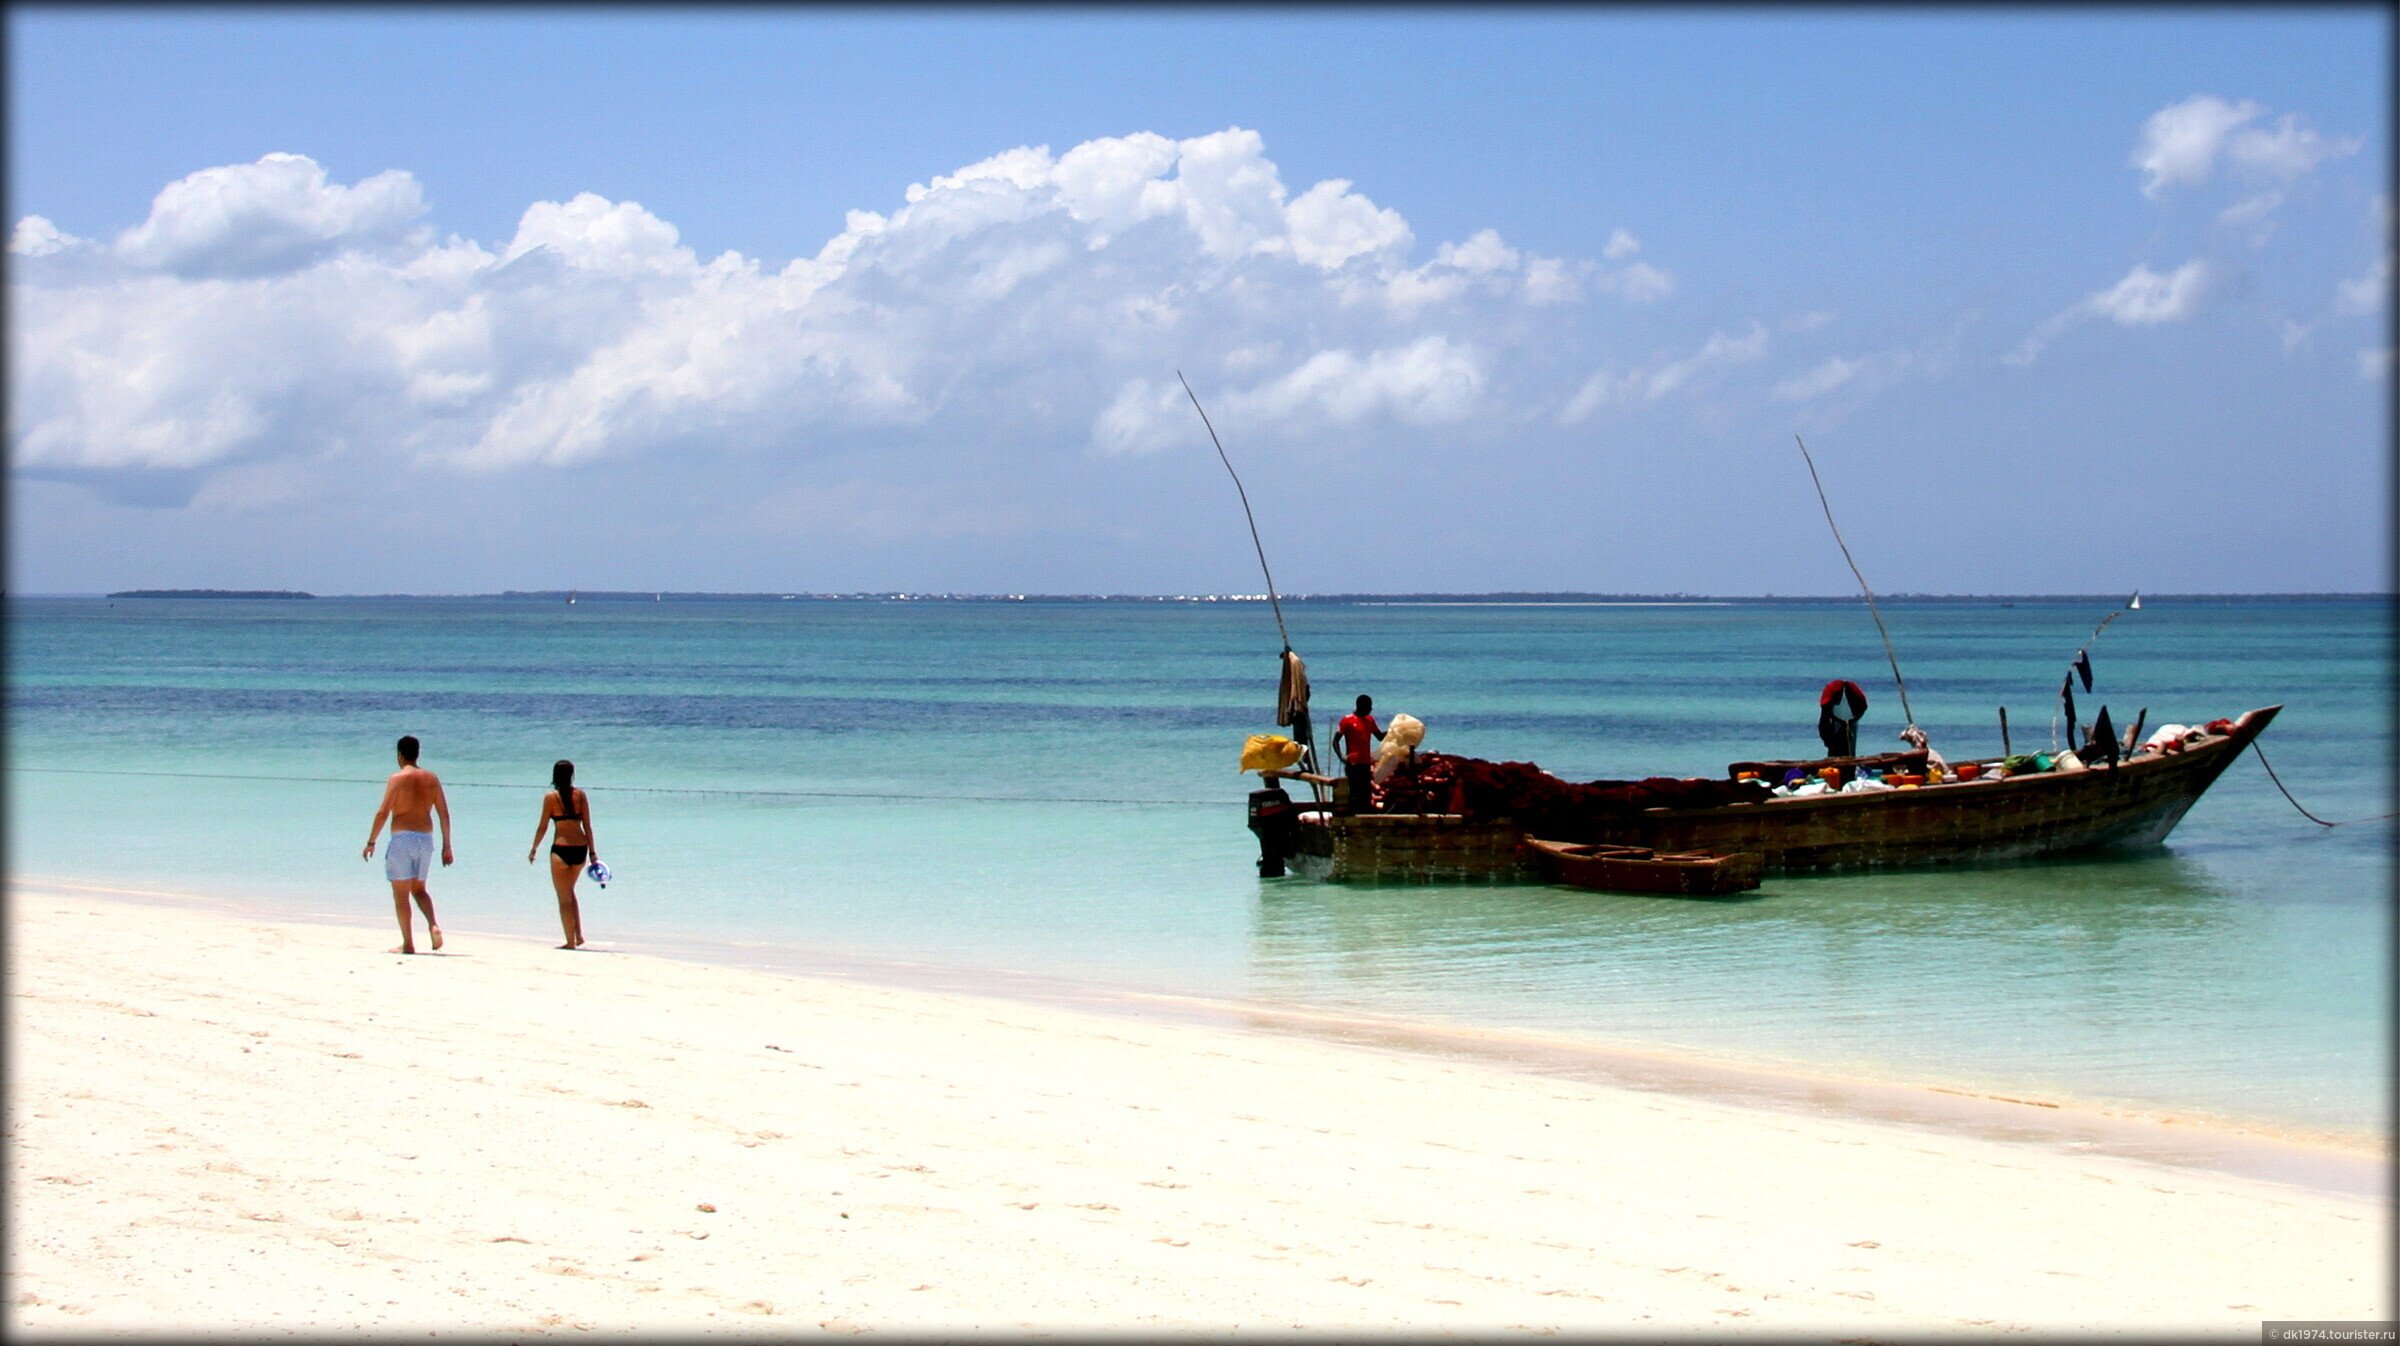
[{"xmin": 25, "ymin": 588, "xmax": 2396, "ymax": 602}]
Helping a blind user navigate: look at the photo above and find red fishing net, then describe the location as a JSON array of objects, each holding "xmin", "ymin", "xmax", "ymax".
[{"xmin": 1376, "ymin": 752, "xmax": 1772, "ymax": 840}]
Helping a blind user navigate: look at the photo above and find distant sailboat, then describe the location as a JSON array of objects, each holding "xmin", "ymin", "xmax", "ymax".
[{"xmin": 568, "ymin": 590, "xmax": 577, "ymax": 606}]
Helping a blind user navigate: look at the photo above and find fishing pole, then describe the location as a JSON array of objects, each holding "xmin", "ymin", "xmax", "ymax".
[
  {"xmin": 1180, "ymin": 371, "xmax": 1292, "ymax": 652},
  {"xmin": 1793, "ymin": 434, "xmax": 1916, "ymax": 728},
  {"xmin": 1181, "ymin": 373, "xmax": 1329, "ymax": 797},
  {"xmin": 2084, "ymin": 592, "xmax": 2140, "ymax": 646},
  {"xmin": 2056, "ymin": 592, "xmax": 2140, "ymax": 750}
]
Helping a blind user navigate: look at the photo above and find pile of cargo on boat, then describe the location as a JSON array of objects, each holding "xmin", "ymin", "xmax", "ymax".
[{"xmin": 1376, "ymin": 751, "xmax": 1773, "ymax": 843}]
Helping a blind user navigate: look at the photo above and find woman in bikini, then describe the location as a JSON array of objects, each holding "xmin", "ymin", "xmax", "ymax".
[{"xmin": 528, "ymin": 759, "xmax": 597, "ymax": 949}]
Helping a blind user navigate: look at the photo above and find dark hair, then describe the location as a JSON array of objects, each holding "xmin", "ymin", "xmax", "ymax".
[
  {"xmin": 1355, "ymin": 694, "xmax": 1372, "ymax": 713},
  {"xmin": 397, "ymin": 735, "xmax": 419, "ymax": 764},
  {"xmin": 552, "ymin": 759, "xmax": 575, "ymax": 806}
]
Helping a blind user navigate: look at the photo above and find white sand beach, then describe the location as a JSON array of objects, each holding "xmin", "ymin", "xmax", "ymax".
[{"xmin": 6, "ymin": 882, "xmax": 2388, "ymax": 1337}]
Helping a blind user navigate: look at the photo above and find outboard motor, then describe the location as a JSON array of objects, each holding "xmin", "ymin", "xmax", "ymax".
[{"xmin": 1246, "ymin": 785, "xmax": 1298, "ymax": 877}]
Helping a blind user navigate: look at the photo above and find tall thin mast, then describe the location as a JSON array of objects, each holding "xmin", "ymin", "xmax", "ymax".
[
  {"xmin": 1180, "ymin": 371, "xmax": 1292, "ymax": 651},
  {"xmin": 1795, "ymin": 434, "xmax": 1916, "ymax": 728}
]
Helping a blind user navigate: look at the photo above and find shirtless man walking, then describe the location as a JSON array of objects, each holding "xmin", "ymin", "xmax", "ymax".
[{"xmin": 362, "ymin": 734, "xmax": 452, "ymax": 954}]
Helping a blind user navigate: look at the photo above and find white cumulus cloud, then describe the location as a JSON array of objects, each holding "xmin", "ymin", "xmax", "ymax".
[
  {"xmin": 2134, "ymin": 96, "xmax": 2261, "ymax": 198},
  {"xmin": 10, "ymin": 215, "xmax": 80, "ymax": 257},
  {"xmin": 2334, "ymin": 256, "xmax": 2391, "ymax": 317},
  {"xmin": 2132, "ymin": 95, "xmax": 2360, "ymax": 201},
  {"xmin": 2218, "ymin": 191, "xmax": 2285, "ymax": 247},
  {"xmin": 115, "ymin": 152, "xmax": 429, "ymax": 277},
  {"xmin": 1559, "ymin": 322, "xmax": 1768, "ymax": 423},
  {"xmin": 1227, "ymin": 335, "xmax": 1486, "ymax": 429},
  {"xmin": 1773, "ymin": 355, "xmax": 1869, "ymax": 402},
  {"xmin": 2008, "ymin": 260, "xmax": 2216, "ymax": 366},
  {"xmin": 10, "ymin": 133, "xmax": 1700, "ymax": 498},
  {"xmin": 2087, "ymin": 259, "xmax": 2215, "ymax": 324},
  {"xmin": 2333, "ymin": 196, "xmax": 2392, "ymax": 318}
]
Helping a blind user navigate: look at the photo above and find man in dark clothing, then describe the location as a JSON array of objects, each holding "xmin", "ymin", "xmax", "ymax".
[
  {"xmin": 1334, "ymin": 694, "xmax": 1383, "ymax": 813},
  {"xmin": 1818, "ymin": 679, "xmax": 1868, "ymax": 758}
]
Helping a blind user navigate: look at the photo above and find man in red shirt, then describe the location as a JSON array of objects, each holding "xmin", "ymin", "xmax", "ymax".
[{"xmin": 1335, "ymin": 694, "xmax": 1384, "ymax": 813}]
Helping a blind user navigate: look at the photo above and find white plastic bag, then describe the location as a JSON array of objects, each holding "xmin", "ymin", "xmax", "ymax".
[{"xmin": 1373, "ymin": 713, "xmax": 1425, "ymax": 782}]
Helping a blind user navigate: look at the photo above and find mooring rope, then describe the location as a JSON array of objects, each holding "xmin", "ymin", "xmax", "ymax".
[
  {"xmin": 6, "ymin": 765, "xmax": 1222, "ymax": 809},
  {"xmin": 2249, "ymin": 744, "xmax": 2396, "ymax": 828}
]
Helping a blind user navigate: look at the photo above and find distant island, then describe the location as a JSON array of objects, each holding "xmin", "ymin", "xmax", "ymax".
[
  {"xmin": 458, "ymin": 590, "xmax": 2383, "ymax": 604},
  {"xmin": 67, "ymin": 589, "xmax": 2384, "ymax": 604},
  {"xmin": 106, "ymin": 589, "xmax": 317, "ymax": 600}
]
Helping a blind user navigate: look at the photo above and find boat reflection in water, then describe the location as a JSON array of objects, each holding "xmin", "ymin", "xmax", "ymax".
[{"xmin": 1242, "ymin": 846, "xmax": 2381, "ymax": 1144}]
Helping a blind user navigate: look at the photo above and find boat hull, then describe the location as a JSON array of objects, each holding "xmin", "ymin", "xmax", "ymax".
[
  {"xmin": 1288, "ymin": 706, "xmax": 2278, "ymax": 881},
  {"xmin": 1623, "ymin": 706, "xmax": 2275, "ymax": 872}
]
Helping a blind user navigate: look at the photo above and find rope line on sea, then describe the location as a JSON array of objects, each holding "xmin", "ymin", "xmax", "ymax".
[
  {"xmin": 21, "ymin": 756, "xmax": 2393, "ymax": 826},
  {"xmin": 2249, "ymin": 745, "xmax": 2397, "ymax": 828},
  {"xmin": 5, "ymin": 765, "xmax": 1223, "ymax": 809}
]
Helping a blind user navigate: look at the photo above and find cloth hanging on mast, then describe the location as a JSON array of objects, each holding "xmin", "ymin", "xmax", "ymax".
[
  {"xmin": 1277, "ymin": 649, "xmax": 1311, "ymax": 727},
  {"xmin": 1277, "ymin": 647, "xmax": 1317, "ymax": 768},
  {"xmin": 2088, "ymin": 706, "xmax": 2120, "ymax": 768},
  {"xmin": 2073, "ymin": 650, "xmax": 2094, "ymax": 694},
  {"xmin": 2061, "ymin": 676, "xmax": 2079, "ymax": 749}
]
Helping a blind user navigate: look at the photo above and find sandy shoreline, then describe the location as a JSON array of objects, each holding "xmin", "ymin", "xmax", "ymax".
[
  {"xmin": 40, "ymin": 875, "xmax": 2383, "ymax": 1192},
  {"xmin": 7, "ymin": 885, "xmax": 2390, "ymax": 1335}
]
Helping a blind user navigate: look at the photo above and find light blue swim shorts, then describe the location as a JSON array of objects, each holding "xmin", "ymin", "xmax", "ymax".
[{"xmin": 385, "ymin": 830, "xmax": 435, "ymax": 882}]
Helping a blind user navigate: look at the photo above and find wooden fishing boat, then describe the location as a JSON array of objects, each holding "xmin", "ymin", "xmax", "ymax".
[
  {"xmin": 1524, "ymin": 838, "xmax": 1764, "ymax": 896},
  {"xmin": 1274, "ymin": 705, "xmax": 2280, "ymax": 881}
]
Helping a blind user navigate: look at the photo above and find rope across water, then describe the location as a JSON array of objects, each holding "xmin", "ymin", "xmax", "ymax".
[
  {"xmin": 2249, "ymin": 744, "xmax": 2396, "ymax": 828},
  {"xmin": 20, "ymin": 753, "xmax": 2389, "ymax": 828},
  {"xmin": 6, "ymin": 765, "xmax": 1222, "ymax": 809}
]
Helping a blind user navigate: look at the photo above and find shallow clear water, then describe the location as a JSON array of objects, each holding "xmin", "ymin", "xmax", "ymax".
[{"xmin": 6, "ymin": 595, "xmax": 2388, "ymax": 1137}]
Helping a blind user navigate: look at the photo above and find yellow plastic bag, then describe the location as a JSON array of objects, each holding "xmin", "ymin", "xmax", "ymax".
[{"xmin": 1239, "ymin": 734, "xmax": 1305, "ymax": 773}]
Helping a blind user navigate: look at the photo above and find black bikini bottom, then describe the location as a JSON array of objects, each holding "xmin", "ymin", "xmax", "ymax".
[{"xmin": 551, "ymin": 844, "xmax": 589, "ymax": 867}]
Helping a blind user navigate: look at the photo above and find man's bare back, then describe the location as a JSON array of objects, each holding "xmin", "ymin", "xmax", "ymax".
[{"xmin": 383, "ymin": 764, "xmax": 444, "ymax": 832}]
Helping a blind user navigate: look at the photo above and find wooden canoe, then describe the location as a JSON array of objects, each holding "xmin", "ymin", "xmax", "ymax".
[
  {"xmin": 1524, "ymin": 838, "xmax": 1764, "ymax": 896},
  {"xmin": 1614, "ymin": 705, "xmax": 2282, "ymax": 873},
  {"xmin": 1285, "ymin": 705, "xmax": 2280, "ymax": 880}
]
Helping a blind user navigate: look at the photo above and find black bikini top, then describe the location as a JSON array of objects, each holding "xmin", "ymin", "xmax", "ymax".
[{"xmin": 551, "ymin": 788, "xmax": 580, "ymax": 822}]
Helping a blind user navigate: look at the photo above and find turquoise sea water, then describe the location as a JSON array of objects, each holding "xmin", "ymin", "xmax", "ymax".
[{"xmin": 6, "ymin": 595, "xmax": 2389, "ymax": 1138}]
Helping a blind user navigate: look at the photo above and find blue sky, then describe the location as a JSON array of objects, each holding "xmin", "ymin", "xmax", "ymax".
[{"xmin": 7, "ymin": 8, "xmax": 2389, "ymax": 594}]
